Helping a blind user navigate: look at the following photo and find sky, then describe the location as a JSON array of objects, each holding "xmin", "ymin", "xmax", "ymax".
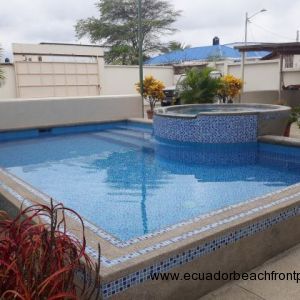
[{"xmin": 0, "ymin": 0, "xmax": 300, "ymax": 60}]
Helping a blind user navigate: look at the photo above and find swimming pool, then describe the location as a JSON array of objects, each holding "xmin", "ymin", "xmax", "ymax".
[{"xmin": 1, "ymin": 121, "xmax": 300, "ymax": 241}]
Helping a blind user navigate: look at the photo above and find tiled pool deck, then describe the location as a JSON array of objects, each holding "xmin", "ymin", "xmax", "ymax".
[
  {"xmin": 1, "ymin": 118, "xmax": 300, "ymax": 299},
  {"xmin": 200, "ymin": 243, "xmax": 300, "ymax": 300}
]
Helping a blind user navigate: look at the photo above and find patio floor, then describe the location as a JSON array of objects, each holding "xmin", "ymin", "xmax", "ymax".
[{"xmin": 200, "ymin": 243, "xmax": 300, "ymax": 300}]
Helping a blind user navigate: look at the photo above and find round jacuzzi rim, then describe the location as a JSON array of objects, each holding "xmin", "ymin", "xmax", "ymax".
[{"xmin": 154, "ymin": 103, "xmax": 291, "ymax": 119}]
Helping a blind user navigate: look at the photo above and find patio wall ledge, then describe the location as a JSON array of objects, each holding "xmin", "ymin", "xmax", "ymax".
[
  {"xmin": 258, "ymin": 135, "xmax": 300, "ymax": 147},
  {"xmin": 0, "ymin": 95, "xmax": 143, "ymax": 131}
]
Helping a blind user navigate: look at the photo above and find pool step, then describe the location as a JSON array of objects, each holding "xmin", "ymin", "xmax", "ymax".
[
  {"xmin": 91, "ymin": 130, "xmax": 154, "ymax": 150},
  {"xmin": 108, "ymin": 129, "xmax": 152, "ymax": 141},
  {"xmin": 115, "ymin": 123, "xmax": 153, "ymax": 134}
]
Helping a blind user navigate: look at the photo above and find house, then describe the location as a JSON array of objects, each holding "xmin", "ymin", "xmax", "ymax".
[{"xmin": 145, "ymin": 38, "xmax": 269, "ymax": 66}]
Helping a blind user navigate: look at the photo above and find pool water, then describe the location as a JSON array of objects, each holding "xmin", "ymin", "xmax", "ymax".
[
  {"xmin": 1, "ymin": 122, "xmax": 300, "ymax": 241},
  {"xmin": 164, "ymin": 106, "xmax": 278, "ymax": 115}
]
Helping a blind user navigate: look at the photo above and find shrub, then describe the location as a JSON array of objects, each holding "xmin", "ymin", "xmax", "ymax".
[
  {"xmin": 0, "ymin": 201, "xmax": 101, "ymax": 300},
  {"xmin": 178, "ymin": 67, "xmax": 221, "ymax": 104},
  {"xmin": 289, "ymin": 106, "xmax": 300, "ymax": 126},
  {"xmin": 136, "ymin": 75, "xmax": 165, "ymax": 111},
  {"xmin": 218, "ymin": 74, "xmax": 243, "ymax": 103}
]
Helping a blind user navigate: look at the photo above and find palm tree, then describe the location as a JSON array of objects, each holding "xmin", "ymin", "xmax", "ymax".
[
  {"xmin": 160, "ymin": 41, "xmax": 191, "ymax": 54},
  {"xmin": 178, "ymin": 67, "xmax": 221, "ymax": 104}
]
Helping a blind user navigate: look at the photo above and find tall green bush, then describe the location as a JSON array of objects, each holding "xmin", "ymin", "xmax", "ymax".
[{"xmin": 178, "ymin": 67, "xmax": 221, "ymax": 104}]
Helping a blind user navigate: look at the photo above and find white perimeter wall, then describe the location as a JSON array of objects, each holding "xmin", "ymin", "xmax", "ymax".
[
  {"xmin": 0, "ymin": 95, "xmax": 142, "ymax": 131},
  {"xmin": 215, "ymin": 60, "xmax": 300, "ymax": 92},
  {"xmin": 0, "ymin": 64, "xmax": 174, "ymax": 99},
  {"xmin": 101, "ymin": 65, "xmax": 174, "ymax": 95},
  {"xmin": 0, "ymin": 64, "xmax": 17, "ymax": 99},
  {"xmin": 1, "ymin": 58, "xmax": 300, "ymax": 100}
]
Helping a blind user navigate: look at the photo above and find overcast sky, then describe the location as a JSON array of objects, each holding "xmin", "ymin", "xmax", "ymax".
[{"xmin": 1, "ymin": 0, "xmax": 300, "ymax": 60}]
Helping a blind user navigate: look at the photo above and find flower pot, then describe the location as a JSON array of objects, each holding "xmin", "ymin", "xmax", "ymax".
[
  {"xmin": 147, "ymin": 110, "xmax": 154, "ymax": 119},
  {"xmin": 284, "ymin": 123, "xmax": 291, "ymax": 137}
]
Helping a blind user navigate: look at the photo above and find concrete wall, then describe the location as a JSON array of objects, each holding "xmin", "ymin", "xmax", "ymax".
[
  {"xmin": 14, "ymin": 60, "xmax": 101, "ymax": 98},
  {"xmin": 13, "ymin": 43, "xmax": 104, "ymax": 59},
  {"xmin": 214, "ymin": 60, "xmax": 300, "ymax": 105},
  {"xmin": 228, "ymin": 61, "xmax": 280, "ymax": 92},
  {"xmin": 2, "ymin": 42, "xmax": 300, "ymax": 103},
  {"xmin": 0, "ymin": 64, "xmax": 17, "ymax": 99},
  {"xmin": 101, "ymin": 65, "xmax": 174, "ymax": 95},
  {"xmin": 281, "ymin": 90, "xmax": 300, "ymax": 107},
  {"xmin": 0, "ymin": 95, "xmax": 142, "ymax": 131},
  {"xmin": 216, "ymin": 60, "xmax": 300, "ymax": 92},
  {"xmin": 0, "ymin": 63, "xmax": 174, "ymax": 100},
  {"xmin": 241, "ymin": 90, "xmax": 279, "ymax": 104}
]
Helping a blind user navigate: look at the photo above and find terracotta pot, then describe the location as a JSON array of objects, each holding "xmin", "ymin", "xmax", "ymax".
[
  {"xmin": 146, "ymin": 110, "xmax": 154, "ymax": 119},
  {"xmin": 284, "ymin": 123, "xmax": 291, "ymax": 137}
]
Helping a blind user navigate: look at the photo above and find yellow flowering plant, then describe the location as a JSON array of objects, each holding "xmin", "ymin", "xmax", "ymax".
[
  {"xmin": 218, "ymin": 74, "xmax": 243, "ymax": 103},
  {"xmin": 136, "ymin": 75, "xmax": 165, "ymax": 112}
]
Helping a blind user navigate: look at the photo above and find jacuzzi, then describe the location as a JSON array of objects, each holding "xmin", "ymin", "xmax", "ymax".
[{"xmin": 154, "ymin": 103, "xmax": 291, "ymax": 144}]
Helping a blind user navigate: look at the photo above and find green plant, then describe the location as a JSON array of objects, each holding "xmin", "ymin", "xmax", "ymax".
[
  {"xmin": 289, "ymin": 106, "xmax": 300, "ymax": 125},
  {"xmin": 178, "ymin": 67, "xmax": 221, "ymax": 104},
  {"xmin": 160, "ymin": 41, "xmax": 191, "ymax": 54},
  {"xmin": 0, "ymin": 200, "xmax": 101, "ymax": 299}
]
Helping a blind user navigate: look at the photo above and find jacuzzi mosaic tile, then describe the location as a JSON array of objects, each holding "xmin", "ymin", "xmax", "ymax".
[
  {"xmin": 153, "ymin": 114, "xmax": 258, "ymax": 144},
  {"xmin": 155, "ymin": 142, "xmax": 258, "ymax": 165}
]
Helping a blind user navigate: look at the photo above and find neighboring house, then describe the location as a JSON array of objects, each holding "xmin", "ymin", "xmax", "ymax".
[{"xmin": 145, "ymin": 38, "xmax": 269, "ymax": 66}]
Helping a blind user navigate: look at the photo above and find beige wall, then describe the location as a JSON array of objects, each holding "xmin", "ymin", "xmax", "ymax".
[
  {"xmin": 12, "ymin": 43, "xmax": 104, "ymax": 99},
  {"xmin": 101, "ymin": 65, "xmax": 174, "ymax": 95},
  {"xmin": 2, "ymin": 42, "xmax": 300, "ymax": 101},
  {"xmin": 0, "ymin": 95, "xmax": 142, "ymax": 131},
  {"xmin": 14, "ymin": 61, "xmax": 101, "ymax": 98},
  {"xmin": 228, "ymin": 61, "xmax": 280, "ymax": 91},
  {"xmin": 241, "ymin": 90, "xmax": 279, "ymax": 104},
  {"xmin": 215, "ymin": 60, "xmax": 300, "ymax": 92},
  {"xmin": 0, "ymin": 64, "xmax": 17, "ymax": 99},
  {"xmin": 13, "ymin": 43, "xmax": 104, "ymax": 58}
]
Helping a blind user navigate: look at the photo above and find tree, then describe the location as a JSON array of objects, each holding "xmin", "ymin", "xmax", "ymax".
[
  {"xmin": 75, "ymin": 0, "xmax": 181, "ymax": 65},
  {"xmin": 178, "ymin": 67, "xmax": 221, "ymax": 104},
  {"xmin": 160, "ymin": 41, "xmax": 191, "ymax": 54}
]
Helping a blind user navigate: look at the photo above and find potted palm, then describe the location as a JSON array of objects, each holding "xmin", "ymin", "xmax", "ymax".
[{"xmin": 136, "ymin": 75, "xmax": 165, "ymax": 119}]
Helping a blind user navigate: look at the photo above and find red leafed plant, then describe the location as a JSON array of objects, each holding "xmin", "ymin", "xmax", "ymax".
[{"xmin": 0, "ymin": 200, "xmax": 101, "ymax": 300}]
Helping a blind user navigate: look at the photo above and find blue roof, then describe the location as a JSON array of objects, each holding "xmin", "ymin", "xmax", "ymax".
[{"xmin": 145, "ymin": 45, "xmax": 269, "ymax": 65}]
